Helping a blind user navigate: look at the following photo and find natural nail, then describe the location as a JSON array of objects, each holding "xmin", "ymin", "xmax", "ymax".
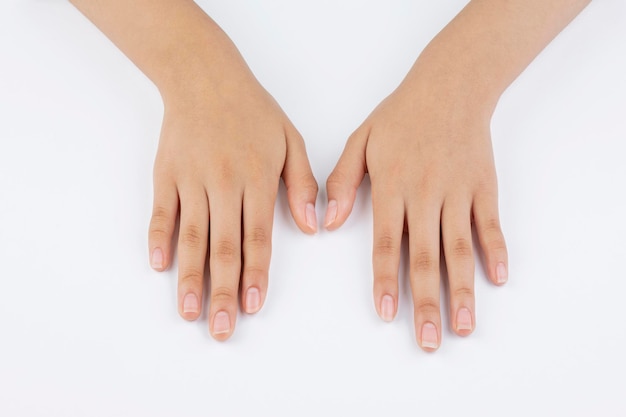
[
  {"xmin": 324, "ymin": 200, "xmax": 338, "ymax": 228},
  {"xmin": 213, "ymin": 311, "xmax": 231, "ymax": 335},
  {"xmin": 183, "ymin": 293, "xmax": 199, "ymax": 314},
  {"xmin": 456, "ymin": 307, "xmax": 473, "ymax": 331},
  {"xmin": 380, "ymin": 294, "xmax": 395, "ymax": 322},
  {"xmin": 245, "ymin": 287, "xmax": 261, "ymax": 314},
  {"xmin": 496, "ymin": 262, "xmax": 508, "ymax": 284},
  {"xmin": 305, "ymin": 203, "xmax": 317, "ymax": 233},
  {"xmin": 151, "ymin": 248, "xmax": 164, "ymax": 270},
  {"xmin": 421, "ymin": 322, "xmax": 439, "ymax": 350}
]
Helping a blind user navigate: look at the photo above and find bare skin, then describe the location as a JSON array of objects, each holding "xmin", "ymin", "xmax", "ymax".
[
  {"xmin": 70, "ymin": 0, "xmax": 591, "ymax": 348},
  {"xmin": 325, "ymin": 0, "xmax": 591, "ymax": 351},
  {"xmin": 70, "ymin": 0, "xmax": 318, "ymax": 340}
]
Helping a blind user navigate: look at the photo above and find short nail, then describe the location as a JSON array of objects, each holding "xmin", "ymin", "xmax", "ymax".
[
  {"xmin": 456, "ymin": 307, "xmax": 473, "ymax": 331},
  {"xmin": 305, "ymin": 203, "xmax": 317, "ymax": 233},
  {"xmin": 245, "ymin": 287, "xmax": 261, "ymax": 314},
  {"xmin": 324, "ymin": 200, "xmax": 338, "ymax": 228},
  {"xmin": 213, "ymin": 311, "xmax": 231, "ymax": 335},
  {"xmin": 496, "ymin": 262, "xmax": 508, "ymax": 284},
  {"xmin": 421, "ymin": 322, "xmax": 439, "ymax": 349},
  {"xmin": 380, "ymin": 294, "xmax": 395, "ymax": 322},
  {"xmin": 183, "ymin": 293, "xmax": 199, "ymax": 314},
  {"xmin": 151, "ymin": 248, "xmax": 164, "ymax": 270}
]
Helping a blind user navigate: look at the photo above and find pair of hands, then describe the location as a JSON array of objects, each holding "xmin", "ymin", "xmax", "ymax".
[
  {"xmin": 70, "ymin": 0, "xmax": 590, "ymax": 353},
  {"xmin": 147, "ymin": 50, "xmax": 508, "ymax": 352}
]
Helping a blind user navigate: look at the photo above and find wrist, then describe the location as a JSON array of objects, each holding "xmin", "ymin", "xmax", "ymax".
[
  {"xmin": 401, "ymin": 45, "xmax": 504, "ymax": 119},
  {"xmin": 154, "ymin": 30, "xmax": 256, "ymax": 107}
]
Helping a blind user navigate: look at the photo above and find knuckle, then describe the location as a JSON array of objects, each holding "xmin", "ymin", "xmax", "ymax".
[
  {"xmin": 476, "ymin": 178, "xmax": 497, "ymax": 194},
  {"xmin": 306, "ymin": 177, "xmax": 320, "ymax": 193},
  {"xmin": 326, "ymin": 169, "xmax": 346, "ymax": 189},
  {"xmin": 211, "ymin": 286, "xmax": 236, "ymax": 303},
  {"xmin": 485, "ymin": 238, "xmax": 507, "ymax": 254},
  {"xmin": 179, "ymin": 268, "xmax": 203, "ymax": 286},
  {"xmin": 243, "ymin": 152, "xmax": 264, "ymax": 173},
  {"xmin": 290, "ymin": 131, "xmax": 305, "ymax": 144},
  {"xmin": 217, "ymin": 160, "xmax": 235, "ymax": 185},
  {"xmin": 411, "ymin": 249, "xmax": 437, "ymax": 273},
  {"xmin": 213, "ymin": 240, "xmax": 239, "ymax": 263},
  {"xmin": 450, "ymin": 237, "xmax": 473, "ymax": 259},
  {"xmin": 242, "ymin": 266, "xmax": 268, "ymax": 283},
  {"xmin": 245, "ymin": 227, "xmax": 269, "ymax": 248},
  {"xmin": 374, "ymin": 273, "xmax": 398, "ymax": 290},
  {"xmin": 149, "ymin": 226, "xmax": 169, "ymax": 240},
  {"xmin": 481, "ymin": 217, "xmax": 502, "ymax": 235},
  {"xmin": 452, "ymin": 286, "xmax": 474, "ymax": 299},
  {"xmin": 181, "ymin": 225, "xmax": 204, "ymax": 249},
  {"xmin": 287, "ymin": 173, "xmax": 318, "ymax": 197},
  {"xmin": 374, "ymin": 234, "xmax": 398, "ymax": 257},
  {"xmin": 479, "ymin": 218, "xmax": 507, "ymax": 253},
  {"xmin": 150, "ymin": 207, "xmax": 173, "ymax": 236},
  {"xmin": 151, "ymin": 206, "xmax": 172, "ymax": 224},
  {"xmin": 414, "ymin": 297, "xmax": 440, "ymax": 315},
  {"xmin": 296, "ymin": 173, "xmax": 319, "ymax": 192}
]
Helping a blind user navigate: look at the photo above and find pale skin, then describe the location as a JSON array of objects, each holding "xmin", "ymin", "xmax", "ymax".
[{"xmin": 70, "ymin": 0, "xmax": 590, "ymax": 349}]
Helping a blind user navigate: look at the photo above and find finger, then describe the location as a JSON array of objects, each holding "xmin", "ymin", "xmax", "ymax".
[
  {"xmin": 473, "ymin": 190, "xmax": 508, "ymax": 286},
  {"xmin": 442, "ymin": 198, "xmax": 475, "ymax": 336},
  {"xmin": 148, "ymin": 175, "xmax": 179, "ymax": 271},
  {"xmin": 282, "ymin": 124, "xmax": 319, "ymax": 234},
  {"xmin": 407, "ymin": 200, "xmax": 442, "ymax": 352},
  {"xmin": 208, "ymin": 188, "xmax": 243, "ymax": 341},
  {"xmin": 241, "ymin": 184, "xmax": 277, "ymax": 314},
  {"xmin": 325, "ymin": 127, "xmax": 368, "ymax": 231},
  {"xmin": 176, "ymin": 186, "xmax": 209, "ymax": 322},
  {"xmin": 371, "ymin": 183, "xmax": 404, "ymax": 323}
]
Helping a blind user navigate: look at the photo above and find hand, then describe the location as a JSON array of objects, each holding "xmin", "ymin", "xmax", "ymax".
[
  {"xmin": 69, "ymin": 0, "xmax": 318, "ymax": 341},
  {"xmin": 325, "ymin": 76, "xmax": 508, "ymax": 351},
  {"xmin": 148, "ymin": 71, "xmax": 318, "ymax": 341}
]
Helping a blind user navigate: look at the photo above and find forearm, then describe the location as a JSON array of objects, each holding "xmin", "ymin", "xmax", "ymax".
[
  {"xmin": 404, "ymin": 0, "xmax": 591, "ymax": 114},
  {"xmin": 69, "ymin": 0, "xmax": 254, "ymax": 101}
]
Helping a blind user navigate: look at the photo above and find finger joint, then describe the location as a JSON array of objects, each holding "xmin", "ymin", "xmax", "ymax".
[
  {"xmin": 213, "ymin": 240, "xmax": 239, "ymax": 263},
  {"xmin": 374, "ymin": 234, "xmax": 398, "ymax": 257},
  {"xmin": 181, "ymin": 225, "xmax": 204, "ymax": 249}
]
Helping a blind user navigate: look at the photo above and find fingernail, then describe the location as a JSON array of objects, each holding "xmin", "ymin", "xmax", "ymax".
[
  {"xmin": 421, "ymin": 322, "xmax": 439, "ymax": 349},
  {"xmin": 380, "ymin": 294, "xmax": 395, "ymax": 322},
  {"xmin": 305, "ymin": 203, "xmax": 317, "ymax": 233},
  {"xmin": 324, "ymin": 200, "xmax": 338, "ymax": 228},
  {"xmin": 245, "ymin": 287, "xmax": 261, "ymax": 314},
  {"xmin": 456, "ymin": 307, "xmax": 473, "ymax": 331},
  {"xmin": 151, "ymin": 248, "xmax": 164, "ymax": 270},
  {"xmin": 183, "ymin": 293, "xmax": 199, "ymax": 314},
  {"xmin": 496, "ymin": 262, "xmax": 508, "ymax": 284},
  {"xmin": 213, "ymin": 311, "xmax": 231, "ymax": 335}
]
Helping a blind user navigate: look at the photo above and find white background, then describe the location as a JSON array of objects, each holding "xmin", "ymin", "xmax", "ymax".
[{"xmin": 1, "ymin": 0, "xmax": 625, "ymax": 415}]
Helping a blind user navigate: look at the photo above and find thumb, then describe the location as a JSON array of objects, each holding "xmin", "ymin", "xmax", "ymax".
[
  {"xmin": 324, "ymin": 127, "xmax": 368, "ymax": 231},
  {"xmin": 282, "ymin": 124, "xmax": 319, "ymax": 234}
]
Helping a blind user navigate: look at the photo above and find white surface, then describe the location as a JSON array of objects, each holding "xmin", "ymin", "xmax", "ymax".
[{"xmin": 1, "ymin": 0, "xmax": 625, "ymax": 415}]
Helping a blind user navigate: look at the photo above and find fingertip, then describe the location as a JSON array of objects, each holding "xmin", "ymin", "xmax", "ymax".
[
  {"xmin": 286, "ymin": 187, "xmax": 319, "ymax": 235},
  {"xmin": 150, "ymin": 247, "xmax": 167, "ymax": 271},
  {"xmin": 291, "ymin": 201, "xmax": 318, "ymax": 235},
  {"xmin": 210, "ymin": 310, "xmax": 235, "ymax": 341},
  {"xmin": 305, "ymin": 202, "xmax": 318, "ymax": 234},
  {"xmin": 243, "ymin": 286, "xmax": 263, "ymax": 314},
  {"xmin": 180, "ymin": 292, "xmax": 201, "ymax": 321},
  {"xmin": 419, "ymin": 322, "xmax": 440, "ymax": 352},
  {"xmin": 379, "ymin": 294, "xmax": 396, "ymax": 322},
  {"xmin": 324, "ymin": 199, "xmax": 338, "ymax": 230},
  {"xmin": 495, "ymin": 261, "xmax": 508, "ymax": 285},
  {"xmin": 454, "ymin": 307, "xmax": 474, "ymax": 337}
]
